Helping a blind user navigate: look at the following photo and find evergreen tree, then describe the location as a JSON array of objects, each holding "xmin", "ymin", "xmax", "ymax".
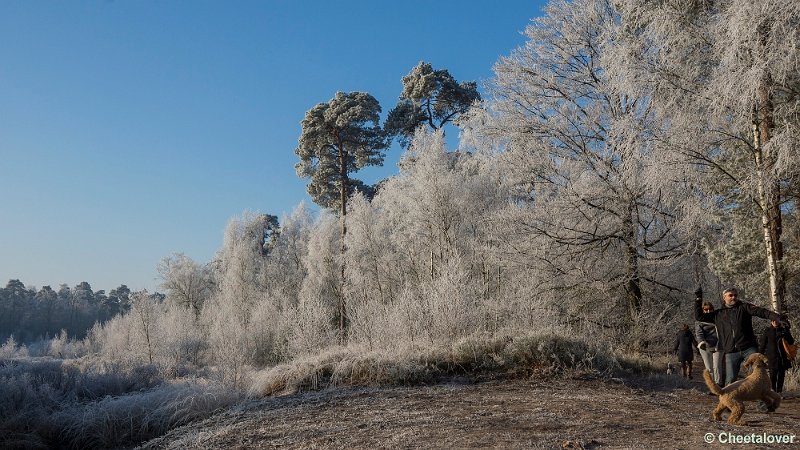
[
  {"xmin": 295, "ymin": 91, "xmax": 388, "ymax": 340},
  {"xmin": 385, "ymin": 61, "xmax": 480, "ymax": 148}
]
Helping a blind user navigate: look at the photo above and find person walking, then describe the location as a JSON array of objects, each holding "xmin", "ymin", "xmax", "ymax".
[
  {"xmin": 694, "ymin": 286, "xmax": 786, "ymax": 386},
  {"xmin": 759, "ymin": 319, "xmax": 795, "ymax": 393},
  {"xmin": 674, "ymin": 324, "xmax": 698, "ymax": 379},
  {"xmin": 695, "ymin": 302, "xmax": 724, "ymax": 384}
]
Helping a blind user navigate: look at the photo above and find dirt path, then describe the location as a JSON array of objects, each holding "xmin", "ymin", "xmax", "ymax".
[{"xmin": 138, "ymin": 371, "xmax": 800, "ymax": 449}]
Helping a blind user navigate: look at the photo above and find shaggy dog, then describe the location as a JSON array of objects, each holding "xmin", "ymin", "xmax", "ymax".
[{"xmin": 703, "ymin": 353, "xmax": 781, "ymax": 425}]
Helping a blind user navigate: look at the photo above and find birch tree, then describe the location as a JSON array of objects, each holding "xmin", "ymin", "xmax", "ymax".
[
  {"xmin": 261, "ymin": 203, "xmax": 314, "ymax": 309},
  {"xmin": 130, "ymin": 290, "xmax": 160, "ymax": 365},
  {"xmin": 158, "ymin": 253, "xmax": 213, "ymax": 319}
]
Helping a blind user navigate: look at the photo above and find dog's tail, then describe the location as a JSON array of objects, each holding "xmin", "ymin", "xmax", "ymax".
[{"xmin": 703, "ymin": 369, "xmax": 723, "ymax": 395}]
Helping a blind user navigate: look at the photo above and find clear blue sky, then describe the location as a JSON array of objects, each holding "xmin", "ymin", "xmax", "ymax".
[{"xmin": 0, "ymin": 1, "xmax": 546, "ymax": 293}]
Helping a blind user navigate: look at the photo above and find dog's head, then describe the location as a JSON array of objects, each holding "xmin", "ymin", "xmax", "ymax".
[{"xmin": 743, "ymin": 352, "xmax": 769, "ymax": 369}]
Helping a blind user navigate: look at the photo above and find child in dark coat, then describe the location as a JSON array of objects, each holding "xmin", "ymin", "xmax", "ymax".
[{"xmin": 674, "ymin": 324, "xmax": 698, "ymax": 379}]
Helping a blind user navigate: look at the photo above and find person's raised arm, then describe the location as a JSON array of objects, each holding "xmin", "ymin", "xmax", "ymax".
[
  {"xmin": 694, "ymin": 287, "xmax": 709, "ymax": 322},
  {"xmin": 744, "ymin": 303, "xmax": 782, "ymax": 322}
]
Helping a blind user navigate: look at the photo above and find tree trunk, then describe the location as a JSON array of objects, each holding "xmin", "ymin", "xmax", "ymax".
[
  {"xmin": 752, "ymin": 87, "xmax": 786, "ymax": 313},
  {"xmin": 624, "ymin": 210, "xmax": 642, "ymax": 322},
  {"xmin": 338, "ymin": 144, "xmax": 348, "ymax": 344},
  {"xmin": 752, "ymin": 24, "xmax": 785, "ymax": 314}
]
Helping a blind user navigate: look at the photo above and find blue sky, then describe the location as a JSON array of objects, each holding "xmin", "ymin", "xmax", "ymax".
[{"xmin": 0, "ymin": 1, "xmax": 545, "ymax": 293}]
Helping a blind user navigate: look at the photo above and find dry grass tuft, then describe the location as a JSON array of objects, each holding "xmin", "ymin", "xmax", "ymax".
[
  {"xmin": 248, "ymin": 334, "xmax": 658, "ymax": 397},
  {"xmin": 53, "ymin": 382, "xmax": 241, "ymax": 449},
  {"xmin": 783, "ymin": 366, "xmax": 800, "ymax": 393},
  {"xmin": 0, "ymin": 358, "xmax": 240, "ymax": 449}
]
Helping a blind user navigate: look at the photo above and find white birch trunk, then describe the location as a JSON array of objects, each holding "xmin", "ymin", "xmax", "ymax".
[{"xmin": 752, "ymin": 120, "xmax": 783, "ymax": 313}]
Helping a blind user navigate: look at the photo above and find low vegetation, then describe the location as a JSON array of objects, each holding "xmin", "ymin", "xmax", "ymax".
[
  {"xmin": 0, "ymin": 332, "xmax": 666, "ymax": 449},
  {"xmin": 248, "ymin": 334, "xmax": 653, "ymax": 397},
  {"xmin": 0, "ymin": 357, "xmax": 239, "ymax": 449}
]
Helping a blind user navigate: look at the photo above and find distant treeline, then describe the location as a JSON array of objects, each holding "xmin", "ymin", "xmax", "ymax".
[{"xmin": 0, "ymin": 279, "xmax": 162, "ymax": 343}]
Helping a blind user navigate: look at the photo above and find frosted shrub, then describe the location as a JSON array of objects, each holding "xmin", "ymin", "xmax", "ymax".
[
  {"xmin": 249, "ymin": 295, "xmax": 291, "ymax": 365},
  {"xmin": 158, "ymin": 253, "xmax": 213, "ymax": 319},
  {"xmin": 0, "ymin": 335, "xmax": 19, "ymax": 359},
  {"xmin": 0, "ymin": 358, "xmax": 169, "ymax": 449},
  {"xmin": 129, "ymin": 291, "xmax": 162, "ymax": 365},
  {"xmin": 288, "ymin": 294, "xmax": 336, "ymax": 357},
  {"xmin": 90, "ymin": 314, "xmax": 135, "ymax": 364},
  {"xmin": 342, "ymin": 128, "xmax": 507, "ymax": 350},
  {"xmin": 248, "ymin": 333, "xmax": 644, "ymax": 398},
  {"xmin": 201, "ymin": 211, "xmax": 298, "ymax": 384},
  {"xmin": 0, "ymin": 335, "xmax": 31, "ymax": 359},
  {"xmin": 422, "ymin": 258, "xmax": 482, "ymax": 343},
  {"xmin": 203, "ymin": 297, "xmax": 253, "ymax": 388},
  {"xmin": 347, "ymin": 259, "xmax": 485, "ymax": 350},
  {"xmin": 91, "ymin": 294, "xmax": 162, "ymax": 367},
  {"xmin": 48, "ymin": 331, "xmax": 67, "ymax": 358},
  {"xmin": 346, "ymin": 293, "xmax": 403, "ymax": 350},
  {"xmin": 54, "ymin": 381, "xmax": 240, "ymax": 449},
  {"xmin": 155, "ymin": 303, "xmax": 207, "ymax": 373},
  {"xmin": 88, "ymin": 295, "xmax": 206, "ymax": 374},
  {"xmin": 784, "ymin": 367, "xmax": 800, "ymax": 392}
]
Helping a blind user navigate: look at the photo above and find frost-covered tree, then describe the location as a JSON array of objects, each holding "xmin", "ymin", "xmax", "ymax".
[
  {"xmin": 375, "ymin": 129, "xmax": 504, "ymax": 284},
  {"xmin": 479, "ymin": 0, "xmax": 693, "ymax": 328},
  {"xmin": 341, "ymin": 128, "xmax": 508, "ymax": 347},
  {"xmin": 215, "ymin": 212, "xmax": 275, "ymax": 324},
  {"xmin": 613, "ymin": 0, "xmax": 800, "ymax": 313},
  {"xmin": 342, "ymin": 193, "xmax": 397, "ymax": 308},
  {"xmin": 261, "ymin": 203, "xmax": 314, "ymax": 309},
  {"xmin": 158, "ymin": 253, "xmax": 213, "ymax": 319},
  {"xmin": 385, "ymin": 61, "xmax": 481, "ymax": 147},
  {"xmin": 295, "ymin": 91, "xmax": 388, "ymax": 337},
  {"xmin": 706, "ymin": 205, "xmax": 768, "ymax": 300},
  {"xmin": 293, "ymin": 212, "xmax": 339, "ymax": 351},
  {"xmin": 200, "ymin": 211, "xmax": 294, "ymax": 378},
  {"xmin": 129, "ymin": 290, "xmax": 160, "ymax": 365},
  {"xmin": 70, "ymin": 281, "xmax": 95, "ymax": 332}
]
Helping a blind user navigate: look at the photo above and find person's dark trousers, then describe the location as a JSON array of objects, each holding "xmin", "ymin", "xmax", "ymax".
[
  {"xmin": 770, "ymin": 368, "xmax": 786, "ymax": 393},
  {"xmin": 724, "ymin": 347, "xmax": 757, "ymax": 386}
]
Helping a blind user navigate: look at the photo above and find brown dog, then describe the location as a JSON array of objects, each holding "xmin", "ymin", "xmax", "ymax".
[{"xmin": 703, "ymin": 353, "xmax": 781, "ymax": 425}]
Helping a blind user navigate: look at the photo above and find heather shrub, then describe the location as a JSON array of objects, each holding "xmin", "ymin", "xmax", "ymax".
[{"xmin": 0, "ymin": 358, "xmax": 237, "ymax": 449}]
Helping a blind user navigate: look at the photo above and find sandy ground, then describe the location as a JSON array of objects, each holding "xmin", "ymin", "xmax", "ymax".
[{"xmin": 137, "ymin": 368, "xmax": 800, "ymax": 449}]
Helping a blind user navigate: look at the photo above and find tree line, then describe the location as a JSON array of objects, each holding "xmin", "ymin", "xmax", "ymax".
[{"xmin": 0, "ymin": 280, "xmax": 150, "ymax": 343}]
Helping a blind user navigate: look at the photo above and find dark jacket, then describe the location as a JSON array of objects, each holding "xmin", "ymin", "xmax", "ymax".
[
  {"xmin": 695, "ymin": 322, "xmax": 719, "ymax": 351},
  {"xmin": 759, "ymin": 325, "xmax": 795, "ymax": 370},
  {"xmin": 695, "ymin": 298, "xmax": 781, "ymax": 354},
  {"xmin": 674, "ymin": 329, "xmax": 697, "ymax": 362}
]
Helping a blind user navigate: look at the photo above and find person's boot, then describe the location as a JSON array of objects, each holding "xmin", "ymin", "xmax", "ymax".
[{"xmin": 687, "ymin": 364, "xmax": 693, "ymax": 379}]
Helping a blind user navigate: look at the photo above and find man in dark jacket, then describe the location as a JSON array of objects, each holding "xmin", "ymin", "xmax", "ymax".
[{"xmin": 694, "ymin": 287, "xmax": 785, "ymax": 386}]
